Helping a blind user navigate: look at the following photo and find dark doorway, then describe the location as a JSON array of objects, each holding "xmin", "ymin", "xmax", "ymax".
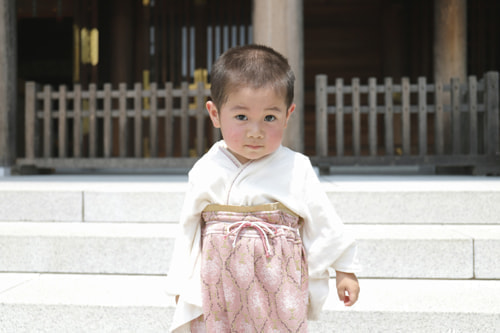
[{"xmin": 18, "ymin": 17, "xmax": 74, "ymax": 86}]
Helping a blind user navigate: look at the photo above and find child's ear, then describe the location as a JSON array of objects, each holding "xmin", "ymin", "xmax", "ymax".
[
  {"xmin": 206, "ymin": 101, "xmax": 221, "ymax": 128},
  {"xmin": 284, "ymin": 103, "xmax": 296, "ymax": 127}
]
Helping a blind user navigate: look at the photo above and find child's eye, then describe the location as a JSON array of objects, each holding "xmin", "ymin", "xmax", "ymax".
[
  {"xmin": 235, "ymin": 115, "xmax": 247, "ymax": 121},
  {"xmin": 264, "ymin": 115, "xmax": 276, "ymax": 122}
]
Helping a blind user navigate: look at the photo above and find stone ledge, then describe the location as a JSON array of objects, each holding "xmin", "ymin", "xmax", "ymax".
[
  {"xmin": 452, "ymin": 225, "xmax": 500, "ymax": 279},
  {"xmin": 1, "ymin": 274, "xmax": 498, "ymax": 333},
  {"xmin": 0, "ymin": 191, "xmax": 82, "ymax": 222},
  {"xmin": 350, "ymin": 225, "xmax": 473, "ymax": 278},
  {"xmin": 0, "ymin": 222, "xmax": 176, "ymax": 274},
  {"xmin": 1, "ymin": 223, "xmax": 499, "ymax": 279},
  {"xmin": 84, "ymin": 191, "xmax": 185, "ymax": 222},
  {"xmin": 1, "ymin": 175, "xmax": 499, "ymax": 224}
]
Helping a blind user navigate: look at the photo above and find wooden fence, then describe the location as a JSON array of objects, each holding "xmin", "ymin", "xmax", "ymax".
[
  {"xmin": 17, "ymin": 72, "xmax": 499, "ymax": 174},
  {"xmin": 18, "ymin": 81, "xmax": 217, "ymax": 170},
  {"xmin": 313, "ymin": 71, "xmax": 499, "ymax": 174}
]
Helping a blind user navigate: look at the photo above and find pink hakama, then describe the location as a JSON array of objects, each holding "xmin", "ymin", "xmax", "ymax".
[{"xmin": 191, "ymin": 204, "xmax": 309, "ymax": 332}]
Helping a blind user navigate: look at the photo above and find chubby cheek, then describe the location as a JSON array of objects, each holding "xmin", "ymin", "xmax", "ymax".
[
  {"xmin": 221, "ymin": 126, "xmax": 244, "ymax": 146},
  {"xmin": 266, "ymin": 128, "xmax": 285, "ymax": 149}
]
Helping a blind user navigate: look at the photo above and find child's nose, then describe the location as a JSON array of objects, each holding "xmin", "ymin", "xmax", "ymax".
[{"xmin": 247, "ymin": 122, "xmax": 264, "ymax": 138}]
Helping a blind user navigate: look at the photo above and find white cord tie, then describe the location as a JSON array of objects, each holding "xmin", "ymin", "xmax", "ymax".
[{"xmin": 223, "ymin": 216, "xmax": 298, "ymax": 257}]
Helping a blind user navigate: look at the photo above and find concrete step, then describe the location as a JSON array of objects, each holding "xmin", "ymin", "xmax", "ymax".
[
  {"xmin": 313, "ymin": 278, "xmax": 500, "ymax": 333},
  {"xmin": 0, "ymin": 175, "xmax": 188, "ymax": 223},
  {"xmin": 1, "ymin": 274, "xmax": 498, "ymax": 332},
  {"xmin": 0, "ymin": 175, "xmax": 499, "ymax": 224},
  {"xmin": 0, "ymin": 273, "xmax": 173, "ymax": 332},
  {"xmin": 0, "ymin": 222, "xmax": 175, "ymax": 275},
  {"xmin": 324, "ymin": 175, "xmax": 500, "ymax": 224},
  {"xmin": 1, "ymin": 222, "xmax": 499, "ymax": 279},
  {"xmin": 355, "ymin": 224, "xmax": 500, "ymax": 279}
]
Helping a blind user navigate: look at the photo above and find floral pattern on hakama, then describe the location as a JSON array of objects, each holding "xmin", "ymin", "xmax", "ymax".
[{"xmin": 191, "ymin": 206, "xmax": 308, "ymax": 332}]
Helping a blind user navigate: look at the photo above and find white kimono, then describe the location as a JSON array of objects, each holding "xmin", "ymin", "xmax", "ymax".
[{"xmin": 166, "ymin": 141, "xmax": 360, "ymax": 332}]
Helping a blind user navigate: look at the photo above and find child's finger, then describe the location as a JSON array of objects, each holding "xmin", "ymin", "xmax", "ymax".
[
  {"xmin": 343, "ymin": 293, "xmax": 350, "ymax": 305},
  {"xmin": 344, "ymin": 287, "xmax": 359, "ymax": 306},
  {"xmin": 337, "ymin": 287, "xmax": 347, "ymax": 302}
]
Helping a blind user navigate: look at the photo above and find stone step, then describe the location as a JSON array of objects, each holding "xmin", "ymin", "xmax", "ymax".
[
  {"xmin": 313, "ymin": 278, "xmax": 500, "ymax": 332},
  {"xmin": 1, "ymin": 222, "xmax": 498, "ymax": 279},
  {"xmin": 0, "ymin": 175, "xmax": 499, "ymax": 224},
  {"xmin": 0, "ymin": 274, "xmax": 498, "ymax": 332},
  {"xmin": 0, "ymin": 222, "xmax": 174, "ymax": 275},
  {"xmin": 0, "ymin": 273, "xmax": 173, "ymax": 332}
]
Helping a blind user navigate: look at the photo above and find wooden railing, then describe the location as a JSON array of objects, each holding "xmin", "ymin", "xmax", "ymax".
[
  {"xmin": 18, "ymin": 72, "xmax": 499, "ymax": 174},
  {"xmin": 18, "ymin": 81, "xmax": 217, "ymax": 170},
  {"xmin": 312, "ymin": 72, "xmax": 499, "ymax": 174}
]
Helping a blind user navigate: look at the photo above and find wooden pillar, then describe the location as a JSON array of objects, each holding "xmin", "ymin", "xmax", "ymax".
[
  {"xmin": 434, "ymin": 0, "xmax": 467, "ymax": 152},
  {"xmin": 434, "ymin": 0, "xmax": 467, "ymax": 83},
  {"xmin": 0, "ymin": 0, "xmax": 16, "ymax": 175},
  {"xmin": 253, "ymin": 0, "xmax": 304, "ymax": 152}
]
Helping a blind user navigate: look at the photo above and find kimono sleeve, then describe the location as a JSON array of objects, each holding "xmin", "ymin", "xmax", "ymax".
[
  {"xmin": 299, "ymin": 162, "xmax": 360, "ymax": 318},
  {"xmin": 164, "ymin": 176, "xmax": 207, "ymax": 301}
]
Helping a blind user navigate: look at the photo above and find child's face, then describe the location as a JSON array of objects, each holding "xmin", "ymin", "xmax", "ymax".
[{"xmin": 207, "ymin": 87, "xmax": 295, "ymax": 164}]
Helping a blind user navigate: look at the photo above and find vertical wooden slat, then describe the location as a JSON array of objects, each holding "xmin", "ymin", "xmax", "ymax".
[
  {"xmin": 119, "ymin": 83, "xmax": 127, "ymax": 157},
  {"xmin": 206, "ymin": 10, "xmax": 213, "ymax": 72},
  {"xmin": 25, "ymin": 82, "xmax": 36, "ymax": 160},
  {"xmin": 73, "ymin": 84, "xmax": 82, "ymax": 158},
  {"xmin": 194, "ymin": 0, "xmax": 208, "ymax": 69},
  {"xmin": 150, "ymin": 82, "xmax": 158, "ymax": 157},
  {"xmin": 418, "ymin": 77, "xmax": 427, "ymax": 156},
  {"xmin": 196, "ymin": 81, "xmax": 205, "ymax": 156},
  {"xmin": 451, "ymin": 78, "xmax": 461, "ymax": 154},
  {"xmin": 165, "ymin": 82, "xmax": 174, "ymax": 157},
  {"xmin": 221, "ymin": 4, "xmax": 228, "ymax": 52},
  {"xmin": 220, "ymin": 1, "xmax": 227, "ymax": 51},
  {"xmin": 227, "ymin": 0, "xmax": 234, "ymax": 46},
  {"xmin": 401, "ymin": 77, "xmax": 410, "ymax": 155},
  {"xmin": 160, "ymin": 0, "xmax": 168, "ymax": 83},
  {"xmin": 368, "ymin": 78, "xmax": 377, "ymax": 156},
  {"xmin": 435, "ymin": 81, "xmax": 444, "ymax": 154},
  {"xmin": 43, "ymin": 85, "xmax": 53, "ymax": 158},
  {"xmin": 139, "ymin": 0, "xmax": 150, "ymax": 84},
  {"xmin": 384, "ymin": 78, "xmax": 394, "ymax": 155},
  {"xmin": 134, "ymin": 83, "xmax": 143, "ymax": 158},
  {"xmin": 103, "ymin": 83, "xmax": 112, "ymax": 158},
  {"xmin": 58, "ymin": 85, "xmax": 67, "ymax": 158},
  {"xmin": 215, "ymin": 11, "xmax": 222, "ymax": 57},
  {"xmin": 209, "ymin": 0, "xmax": 217, "ymax": 67},
  {"xmin": 152, "ymin": 2, "xmax": 160, "ymax": 84},
  {"xmin": 484, "ymin": 71, "xmax": 499, "ymax": 156},
  {"xmin": 180, "ymin": 82, "xmax": 189, "ymax": 157},
  {"xmin": 468, "ymin": 76, "xmax": 478, "ymax": 155},
  {"xmin": 236, "ymin": 0, "xmax": 242, "ymax": 45},
  {"xmin": 315, "ymin": 75, "xmax": 328, "ymax": 157},
  {"xmin": 352, "ymin": 78, "xmax": 360, "ymax": 156},
  {"xmin": 336, "ymin": 78, "xmax": 344, "ymax": 156},
  {"xmin": 184, "ymin": 0, "xmax": 191, "ymax": 80},
  {"xmin": 89, "ymin": 83, "xmax": 97, "ymax": 158},
  {"xmin": 168, "ymin": 2, "xmax": 176, "ymax": 84},
  {"xmin": 245, "ymin": 0, "xmax": 252, "ymax": 41},
  {"xmin": 90, "ymin": 0, "xmax": 98, "ymax": 82}
]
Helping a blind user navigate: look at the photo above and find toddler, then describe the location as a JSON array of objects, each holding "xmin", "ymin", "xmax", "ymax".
[{"xmin": 166, "ymin": 44, "xmax": 360, "ymax": 332}]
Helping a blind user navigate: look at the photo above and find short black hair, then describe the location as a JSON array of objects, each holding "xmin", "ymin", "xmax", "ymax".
[{"xmin": 210, "ymin": 44, "xmax": 295, "ymax": 109}]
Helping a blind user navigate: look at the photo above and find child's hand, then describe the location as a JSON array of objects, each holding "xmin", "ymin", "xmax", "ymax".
[{"xmin": 335, "ymin": 271, "xmax": 360, "ymax": 307}]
